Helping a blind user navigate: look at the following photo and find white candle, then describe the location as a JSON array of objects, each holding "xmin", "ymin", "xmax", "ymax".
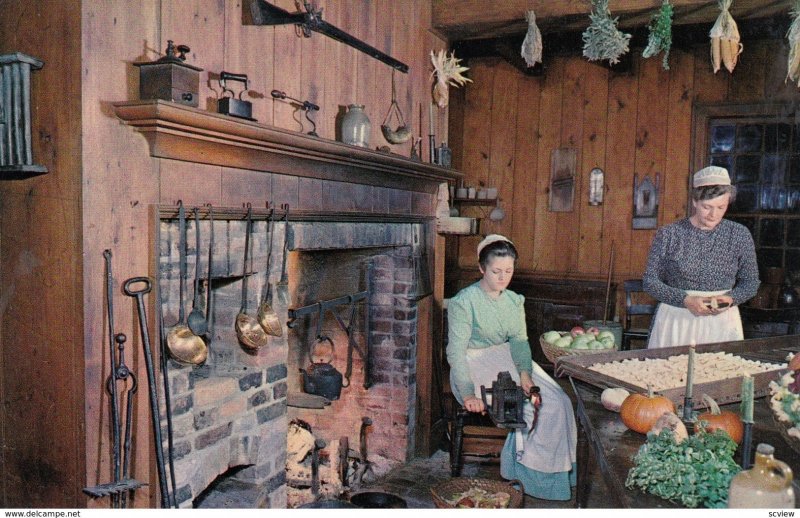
[
  {"xmin": 685, "ymin": 343, "xmax": 695, "ymax": 399},
  {"xmin": 741, "ymin": 374, "xmax": 754, "ymax": 424}
]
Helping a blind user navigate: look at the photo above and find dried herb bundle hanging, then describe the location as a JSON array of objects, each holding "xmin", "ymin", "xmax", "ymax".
[
  {"xmin": 787, "ymin": 0, "xmax": 800, "ymax": 86},
  {"xmin": 521, "ymin": 10, "xmax": 543, "ymax": 67},
  {"xmin": 643, "ymin": 0, "xmax": 673, "ymax": 70},
  {"xmin": 582, "ymin": 0, "xmax": 631, "ymax": 65}
]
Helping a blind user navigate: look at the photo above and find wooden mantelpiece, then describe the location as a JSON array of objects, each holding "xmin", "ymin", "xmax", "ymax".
[{"xmin": 113, "ymin": 100, "xmax": 461, "ymax": 193}]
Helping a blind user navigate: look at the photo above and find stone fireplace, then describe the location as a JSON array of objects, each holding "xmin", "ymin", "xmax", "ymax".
[{"xmin": 157, "ymin": 210, "xmax": 431, "ymax": 508}]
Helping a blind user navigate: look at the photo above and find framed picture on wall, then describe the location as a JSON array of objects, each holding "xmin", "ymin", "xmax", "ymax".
[
  {"xmin": 549, "ymin": 148, "xmax": 577, "ymax": 212},
  {"xmin": 632, "ymin": 173, "xmax": 660, "ymax": 229}
]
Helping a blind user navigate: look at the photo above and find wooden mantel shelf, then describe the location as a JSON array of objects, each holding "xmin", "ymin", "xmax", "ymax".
[{"xmin": 113, "ymin": 100, "xmax": 461, "ymax": 193}]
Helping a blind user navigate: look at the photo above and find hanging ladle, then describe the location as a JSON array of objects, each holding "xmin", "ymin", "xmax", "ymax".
[
  {"xmin": 187, "ymin": 207, "xmax": 207, "ymax": 336},
  {"xmin": 166, "ymin": 201, "xmax": 208, "ymax": 365},
  {"xmin": 381, "ymin": 69, "xmax": 411, "ymax": 145},
  {"xmin": 236, "ymin": 205, "xmax": 269, "ymax": 350},
  {"xmin": 257, "ymin": 207, "xmax": 282, "ymax": 337}
]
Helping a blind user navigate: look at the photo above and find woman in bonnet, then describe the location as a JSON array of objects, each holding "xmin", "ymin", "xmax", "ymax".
[
  {"xmin": 643, "ymin": 165, "xmax": 760, "ymax": 348},
  {"xmin": 446, "ymin": 234, "xmax": 577, "ymax": 500}
]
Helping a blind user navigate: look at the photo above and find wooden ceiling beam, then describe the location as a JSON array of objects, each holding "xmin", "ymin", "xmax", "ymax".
[{"xmin": 433, "ymin": 0, "xmax": 793, "ymax": 41}]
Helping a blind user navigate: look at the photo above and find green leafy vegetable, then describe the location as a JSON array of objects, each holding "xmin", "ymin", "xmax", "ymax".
[{"xmin": 625, "ymin": 428, "xmax": 741, "ymax": 508}]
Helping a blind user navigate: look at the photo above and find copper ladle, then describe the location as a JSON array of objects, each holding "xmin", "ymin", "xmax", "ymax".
[
  {"xmin": 166, "ymin": 201, "xmax": 208, "ymax": 365},
  {"xmin": 236, "ymin": 205, "xmax": 269, "ymax": 350},
  {"xmin": 257, "ymin": 207, "xmax": 282, "ymax": 337}
]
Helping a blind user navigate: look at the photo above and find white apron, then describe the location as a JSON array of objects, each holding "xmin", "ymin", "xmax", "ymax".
[
  {"xmin": 465, "ymin": 343, "xmax": 576, "ymax": 473},
  {"xmin": 648, "ymin": 289, "xmax": 743, "ymax": 349}
]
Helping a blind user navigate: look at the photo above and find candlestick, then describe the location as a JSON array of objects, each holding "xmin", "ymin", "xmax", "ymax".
[
  {"xmin": 740, "ymin": 422, "xmax": 754, "ymax": 469},
  {"xmin": 741, "ymin": 374, "xmax": 754, "ymax": 424},
  {"xmin": 685, "ymin": 344, "xmax": 695, "ymax": 399},
  {"xmin": 429, "ymin": 102, "xmax": 435, "ymax": 136}
]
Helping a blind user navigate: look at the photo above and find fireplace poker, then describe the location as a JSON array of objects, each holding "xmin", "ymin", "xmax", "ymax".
[
  {"xmin": 154, "ymin": 239, "xmax": 179, "ymax": 508},
  {"xmin": 123, "ymin": 277, "xmax": 171, "ymax": 508}
]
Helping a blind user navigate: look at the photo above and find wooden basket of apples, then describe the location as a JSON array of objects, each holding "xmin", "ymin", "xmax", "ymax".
[{"xmin": 539, "ymin": 325, "xmax": 618, "ymax": 363}]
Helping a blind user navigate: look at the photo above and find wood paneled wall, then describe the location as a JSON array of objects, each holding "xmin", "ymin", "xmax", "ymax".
[
  {"xmin": 2, "ymin": 0, "xmax": 446, "ymax": 508},
  {"xmin": 449, "ymin": 39, "xmax": 800, "ymax": 288}
]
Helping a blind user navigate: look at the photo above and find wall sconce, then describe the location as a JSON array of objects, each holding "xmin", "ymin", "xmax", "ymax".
[
  {"xmin": 589, "ymin": 167, "xmax": 604, "ymax": 205},
  {"xmin": 0, "ymin": 52, "xmax": 47, "ymax": 177}
]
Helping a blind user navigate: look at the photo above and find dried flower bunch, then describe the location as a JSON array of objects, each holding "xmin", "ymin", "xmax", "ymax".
[
  {"xmin": 642, "ymin": 0, "xmax": 673, "ymax": 70},
  {"xmin": 582, "ymin": 0, "xmax": 631, "ymax": 65},
  {"xmin": 786, "ymin": 0, "xmax": 800, "ymax": 86},
  {"xmin": 769, "ymin": 355, "xmax": 800, "ymax": 439},
  {"xmin": 520, "ymin": 10, "xmax": 543, "ymax": 67},
  {"xmin": 430, "ymin": 49, "xmax": 472, "ymax": 108},
  {"xmin": 709, "ymin": 0, "xmax": 742, "ymax": 73}
]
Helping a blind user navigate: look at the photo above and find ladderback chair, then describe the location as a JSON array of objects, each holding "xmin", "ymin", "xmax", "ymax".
[{"xmin": 622, "ymin": 279, "xmax": 657, "ymax": 350}]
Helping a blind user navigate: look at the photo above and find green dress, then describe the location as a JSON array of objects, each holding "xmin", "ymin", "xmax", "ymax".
[{"xmin": 447, "ymin": 282, "xmax": 577, "ymax": 501}]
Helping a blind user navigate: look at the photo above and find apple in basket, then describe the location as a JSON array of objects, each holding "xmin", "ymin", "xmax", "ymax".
[
  {"xmin": 570, "ymin": 326, "xmax": 585, "ymax": 338},
  {"xmin": 542, "ymin": 330, "xmax": 562, "ymax": 345},
  {"xmin": 586, "ymin": 326, "xmax": 600, "ymax": 336}
]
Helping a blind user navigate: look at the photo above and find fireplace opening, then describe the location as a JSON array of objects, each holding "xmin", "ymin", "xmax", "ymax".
[{"xmin": 193, "ymin": 465, "xmax": 264, "ymax": 508}]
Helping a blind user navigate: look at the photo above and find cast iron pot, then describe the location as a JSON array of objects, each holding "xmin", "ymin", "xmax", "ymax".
[
  {"xmin": 298, "ymin": 499, "xmax": 357, "ymax": 508},
  {"xmin": 349, "ymin": 491, "xmax": 407, "ymax": 508}
]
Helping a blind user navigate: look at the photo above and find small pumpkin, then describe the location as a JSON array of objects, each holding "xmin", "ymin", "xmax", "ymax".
[
  {"xmin": 601, "ymin": 387, "xmax": 630, "ymax": 412},
  {"xmin": 649, "ymin": 411, "xmax": 688, "ymax": 443},
  {"xmin": 697, "ymin": 393, "xmax": 744, "ymax": 444},
  {"xmin": 620, "ymin": 385, "xmax": 676, "ymax": 434}
]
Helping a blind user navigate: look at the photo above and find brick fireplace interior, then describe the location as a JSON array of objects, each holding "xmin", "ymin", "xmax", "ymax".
[{"xmin": 157, "ymin": 211, "xmax": 430, "ymax": 508}]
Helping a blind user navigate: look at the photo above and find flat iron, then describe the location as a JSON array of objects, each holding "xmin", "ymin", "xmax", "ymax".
[{"xmin": 217, "ymin": 71, "xmax": 255, "ymax": 121}]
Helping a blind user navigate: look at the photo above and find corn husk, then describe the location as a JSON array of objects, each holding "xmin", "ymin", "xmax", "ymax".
[
  {"xmin": 521, "ymin": 10, "xmax": 543, "ymax": 67},
  {"xmin": 786, "ymin": 0, "xmax": 800, "ymax": 86},
  {"xmin": 582, "ymin": 0, "xmax": 631, "ymax": 65},
  {"xmin": 709, "ymin": 0, "xmax": 742, "ymax": 74},
  {"xmin": 430, "ymin": 49, "xmax": 472, "ymax": 108}
]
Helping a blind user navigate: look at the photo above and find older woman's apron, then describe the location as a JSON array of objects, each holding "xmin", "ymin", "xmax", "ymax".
[
  {"xmin": 648, "ymin": 289, "xmax": 743, "ymax": 349},
  {"xmin": 465, "ymin": 343, "xmax": 576, "ymax": 473}
]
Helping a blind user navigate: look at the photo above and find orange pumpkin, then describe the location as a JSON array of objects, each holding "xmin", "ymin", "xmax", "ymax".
[
  {"xmin": 620, "ymin": 386, "xmax": 676, "ymax": 434},
  {"xmin": 697, "ymin": 394, "xmax": 744, "ymax": 444}
]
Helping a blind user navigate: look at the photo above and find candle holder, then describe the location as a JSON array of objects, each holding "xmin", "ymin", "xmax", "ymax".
[
  {"xmin": 682, "ymin": 395, "xmax": 694, "ymax": 422},
  {"xmin": 740, "ymin": 421, "xmax": 754, "ymax": 469}
]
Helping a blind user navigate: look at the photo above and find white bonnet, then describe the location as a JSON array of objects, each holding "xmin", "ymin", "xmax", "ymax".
[
  {"xmin": 693, "ymin": 166, "xmax": 731, "ymax": 187},
  {"xmin": 477, "ymin": 234, "xmax": 514, "ymax": 258}
]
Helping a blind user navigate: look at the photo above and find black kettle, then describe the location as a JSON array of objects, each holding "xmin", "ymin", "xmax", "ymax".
[
  {"xmin": 779, "ymin": 281, "xmax": 799, "ymax": 308},
  {"xmin": 300, "ymin": 305, "xmax": 343, "ymax": 400}
]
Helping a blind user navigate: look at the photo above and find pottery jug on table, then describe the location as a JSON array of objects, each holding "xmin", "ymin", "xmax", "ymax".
[
  {"xmin": 728, "ymin": 443, "xmax": 795, "ymax": 508},
  {"xmin": 341, "ymin": 104, "xmax": 371, "ymax": 147}
]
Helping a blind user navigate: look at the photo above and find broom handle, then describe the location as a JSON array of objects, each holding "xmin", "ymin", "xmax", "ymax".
[{"xmin": 603, "ymin": 244, "xmax": 615, "ymax": 324}]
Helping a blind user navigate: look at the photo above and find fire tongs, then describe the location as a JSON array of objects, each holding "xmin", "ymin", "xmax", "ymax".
[{"xmin": 480, "ymin": 371, "xmax": 542, "ymax": 436}]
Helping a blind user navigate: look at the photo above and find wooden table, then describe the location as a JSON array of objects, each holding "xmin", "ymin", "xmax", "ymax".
[{"xmin": 569, "ymin": 378, "xmax": 800, "ymax": 508}]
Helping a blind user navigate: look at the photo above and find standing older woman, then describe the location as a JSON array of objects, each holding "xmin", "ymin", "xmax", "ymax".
[
  {"xmin": 447, "ymin": 235, "xmax": 577, "ymax": 501},
  {"xmin": 643, "ymin": 166, "xmax": 760, "ymax": 348}
]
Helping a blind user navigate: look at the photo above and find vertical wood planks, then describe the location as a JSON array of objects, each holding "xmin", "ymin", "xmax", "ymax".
[
  {"xmin": 602, "ymin": 62, "xmax": 639, "ymax": 280},
  {"xmin": 483, "ymin": 61, "xmax": 519, "ymax": 237},
  {"xmin": 662, "ymin": 49, "xmax": 695, "ymax": 225},
  {"xmin": 510, "ymin": 74, "xmax": 542, "ymax": 271},
  {"xmin": 531, "ymin": 57, "xmax": 564, "ymax": 273},
  {"xmin": 577, "ymin": 62, "xmax": 609, "ymax": 275},
  {"xmin": 630, "ymin": 57, "xmax": 669, "ymax": 275},
  {"xmin": 557, "ymin": 58, "xmax": 586, "ymax": 273}
]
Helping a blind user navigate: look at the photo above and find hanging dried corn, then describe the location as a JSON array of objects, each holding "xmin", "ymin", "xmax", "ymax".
[
  {"xmin": 521, "ymin": 10, "xmax": 543, "ymax": 67},
  {"xmin": 786, "ymin": 0, "xmax": 800, "ymax": 86},
  {"xmin": 709, "ymin": 0, "xmax": 742, "ymax": 74},
  {"xmin": 430, "ymin": 49, "xmax": 472, "ymax": 108},
  {"xmin": 582, "ymin": 0, "xmax": 632, "ymax": 65},
  {"xmin": 642, "ymin": 0, "xmax": 673, "ymax": 70}
]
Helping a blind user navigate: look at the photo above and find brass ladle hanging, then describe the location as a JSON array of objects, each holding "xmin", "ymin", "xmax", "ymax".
[
  {"xmin": 236, "ymin": 205, "xmax": 269, "ymax": 351},
  {"xmin": 381, "ymin": 70, "xmax": 411, "ymax": 145}
]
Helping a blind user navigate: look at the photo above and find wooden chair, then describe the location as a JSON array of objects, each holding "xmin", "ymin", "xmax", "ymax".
[
  {"xmin": 622, "ymin": 279, "xmax": 657, "ymax": 350},
  {"xmin": 447, "ymin": 395, "xmax": 510, "ymax": 477}
]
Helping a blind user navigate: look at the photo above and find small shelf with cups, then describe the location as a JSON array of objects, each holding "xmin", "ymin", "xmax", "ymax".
[{"xmin": 451, "ymin": 197, "xmax": 500, "ymax": 206}]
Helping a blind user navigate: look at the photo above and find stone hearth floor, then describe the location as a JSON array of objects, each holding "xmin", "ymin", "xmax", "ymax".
[{"xmin": 358, "ymin": 448, "xmax": 613, "ymax": 509}]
